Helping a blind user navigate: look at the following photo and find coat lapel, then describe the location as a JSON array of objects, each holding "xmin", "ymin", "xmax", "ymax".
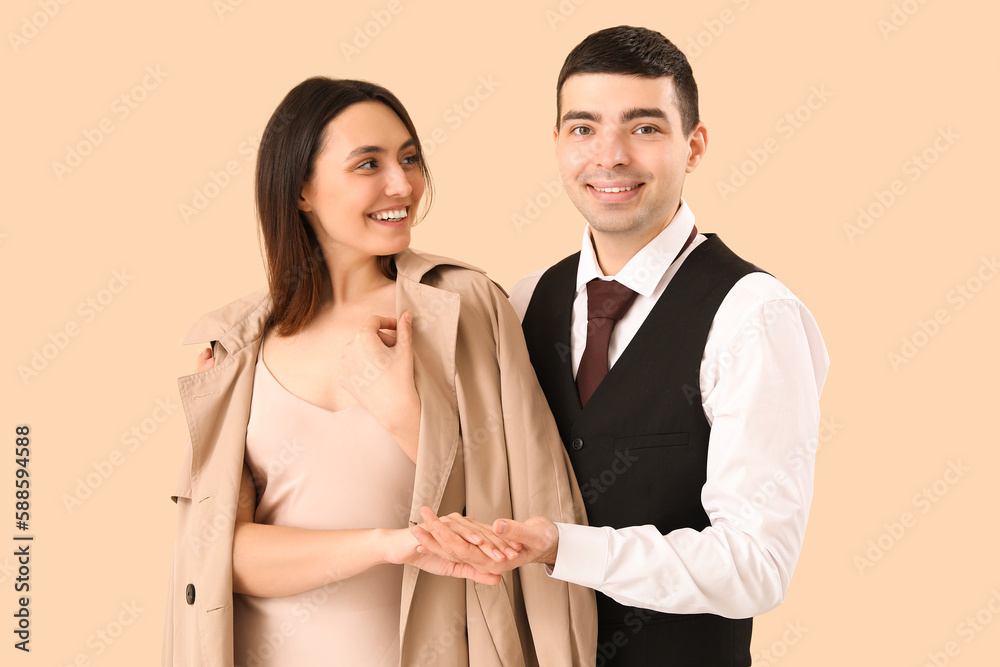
[{"xmin": 393, "ymin": 250, "xmax": 464, "ymax": 634}]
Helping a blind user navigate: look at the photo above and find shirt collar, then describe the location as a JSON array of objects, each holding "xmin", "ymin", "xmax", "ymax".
[{"xmin": 575, "ymin": 198, "xmax": 697, "ymax": 298}]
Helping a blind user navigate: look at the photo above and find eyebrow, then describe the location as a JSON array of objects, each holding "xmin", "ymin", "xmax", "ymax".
[
  {"xmin": 560, "ymin": 110, "xmax": 601, "ymax": 125},
  {"xmin": 560, "ymin": 108, "xmax": 670, "ymax": 126},
  {"xmin": 345, "ymin": 138, "xmax": 417, "ymax": 161},
  {"xmin": 620, "ymin": 107, "xmax": 669, "ymax": 124}
]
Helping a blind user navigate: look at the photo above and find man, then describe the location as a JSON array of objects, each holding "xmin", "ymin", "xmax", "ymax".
[{"xmin": 413, "ymin": 25, "xmax": 830, "ymax": 666}]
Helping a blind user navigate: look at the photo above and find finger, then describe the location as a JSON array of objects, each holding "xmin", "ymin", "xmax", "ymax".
[
  {"xmin": 357, "ymin": 315, "xmax": 398, "ymax": 349},
  {"xmin": 451, "ymin": 515, "xmax": 521, "ymax": 559},
  {"xmin": 412, "ymin": 522, "xmax": 498, "ymax": 566},
  {"xmin": 418, "ymin": 505, "xmax": 441, "ymax": 525},
  {"xmin": 493, "ymin": 518, "xmax": 535, "ymax": 550},
  {"xmin": 419, "ymin": 508, "xmax": 499, "ymax": 567},
  {"xmin": 439, "ymin": 515, "xmax": 510, "ymax": 561},
  {"xmin": 410, "ymin": 525, "xmax": 458, "ymax": 562},
  {"xmin": 360, "ymin": 315, "xmax": 397, "ymax": 334},
  {"xmin": 438, "ymin": 515, "xmax": 483, "ymax": 544},
  {"xmin": 195, "ymin": 347, "xmax": 215, "ymax": 372},
  {"xmin": 395, "ymin": 311, "xmax": 413, "ymax": 352},
  {"xmin": 375, "ymin": 329, "xmax": 398, "ymax": 346}
]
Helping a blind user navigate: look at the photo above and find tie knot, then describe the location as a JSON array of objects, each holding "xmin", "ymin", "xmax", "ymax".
[{"xmin": 586, "ymin": 279, "xmax": 638, "ymax": 323}]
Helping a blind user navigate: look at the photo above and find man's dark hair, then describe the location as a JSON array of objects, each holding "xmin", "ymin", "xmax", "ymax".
[{"xmin": 556, "ymin": 25, "xmax": 700, "ymax": 135}]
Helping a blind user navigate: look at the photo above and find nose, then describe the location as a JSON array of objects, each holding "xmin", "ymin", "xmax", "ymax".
[
  {"xmin": 592, "ymin": 130, "xmax": 630, "ymax": 169},
  {"xmin": 384, "ymin": 162, "xmax": 413, "ymax": 197}
]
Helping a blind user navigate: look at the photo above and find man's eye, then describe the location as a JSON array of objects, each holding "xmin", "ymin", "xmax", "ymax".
[
  {"xmin": 635, "ymin": 126, "xmax": 658, "ymax": 135},
  {"xmin": 570, "ymin": 126, "xmax": 593, "ymax": 136}
]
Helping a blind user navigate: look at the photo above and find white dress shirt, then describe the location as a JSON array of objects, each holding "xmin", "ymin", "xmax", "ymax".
[{"xmin": 508, "ymin": 199, "xmax": 830, "ymax": 619}]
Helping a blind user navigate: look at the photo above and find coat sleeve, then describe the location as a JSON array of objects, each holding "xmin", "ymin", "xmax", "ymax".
[{"xmin": 488, "ymin": 280, "xmax": 598, "ymax": 667}]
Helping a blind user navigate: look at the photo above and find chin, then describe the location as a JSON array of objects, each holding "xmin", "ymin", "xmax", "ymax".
[
  {"xmin": 380, "ymin": 236, "xmax": 412, "ymax": 256},
  {"xmin": 586, "ymin": 215, "xmax": 643, "ymax": 233}
]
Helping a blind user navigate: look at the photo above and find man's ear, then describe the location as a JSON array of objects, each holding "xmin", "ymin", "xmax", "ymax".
[{"xmin": 686, "ymin": 122, "xmax": 708, "ymax": 173}]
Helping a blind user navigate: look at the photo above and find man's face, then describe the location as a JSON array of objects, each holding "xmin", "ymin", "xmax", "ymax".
[{"xmin": 554, "ymin": 73, "xmax": 706, "ymax": 242}]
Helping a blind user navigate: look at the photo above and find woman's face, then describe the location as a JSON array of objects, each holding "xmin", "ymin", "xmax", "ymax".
[{"xmin": 298, "ymin": 101, "xmax": 424, "ymax": 266}]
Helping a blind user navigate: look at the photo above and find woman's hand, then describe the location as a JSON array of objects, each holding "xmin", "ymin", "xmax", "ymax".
[
  {"xmin": 195, "ymin": 347, "xmax": 215, "ymax": 372},
  {"xmin": 423, "ymin": 509, "xmax": 523, "ymax": 562},
  {"xmin": 382, "ymin": 527, "xmax": 501, "ymax": 586},
  {"xmin": 338, "ymin": 313, "xmax": 421, "ymax": 462},
  {"xmin": 410, "ymin": 507, "xmax": 557, "ymax": 576}
]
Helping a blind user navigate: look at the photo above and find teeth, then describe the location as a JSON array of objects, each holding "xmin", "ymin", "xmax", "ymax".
[
  {"xmin": 593, "ymin": 185, "xmax": 638, "ymax": 193},
  {"xmin": 369, "ymin": 208, "xmax": 408, "ymax": 221}
]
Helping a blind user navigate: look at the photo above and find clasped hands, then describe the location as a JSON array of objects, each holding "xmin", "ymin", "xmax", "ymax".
[{"xmin": 408, "ymin": 507, "xmax": 560, "ymax": 584}]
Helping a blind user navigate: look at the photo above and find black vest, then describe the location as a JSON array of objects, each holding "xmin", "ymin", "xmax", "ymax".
[{"xmin": 522, "ymin": 235, "xmax": 761, "ymax": 667}]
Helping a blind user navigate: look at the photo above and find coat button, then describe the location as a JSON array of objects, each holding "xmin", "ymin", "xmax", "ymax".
[
  {"xmin": 185, "ymin": 584, "xmax": 196, "ymax": 605},
  {"xmin": 571, "ymin": 438, "xmax": 584, "ymax": 451}
]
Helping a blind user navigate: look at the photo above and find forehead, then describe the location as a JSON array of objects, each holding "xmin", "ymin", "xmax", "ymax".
[
  {"xmin": 560, "ymin": 73, "xmax": 680, "ymax": 120},
  {"xmin": 320, "ymin": 102, "xmax": 411, "ymax": 152}
]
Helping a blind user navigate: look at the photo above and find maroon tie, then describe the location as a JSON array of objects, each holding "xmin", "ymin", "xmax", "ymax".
[
  {"xmin": 576, "ymin": 279, "xmax": 639, "ymax": 407},
  {"xmin": 575, "ymin": 224, "xmax": 698, "ymax": 407}
]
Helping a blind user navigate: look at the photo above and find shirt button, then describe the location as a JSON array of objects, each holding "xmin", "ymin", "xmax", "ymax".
[
  {"xmin": 571, "ymin": 438, "xmax": 584, "ymax": 451},
  {"xmin": 185, "ymin": 584, "xmax": 196, "ymax": 605}
]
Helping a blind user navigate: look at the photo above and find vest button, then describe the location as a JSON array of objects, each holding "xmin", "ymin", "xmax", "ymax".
[
  {"xmin": 571, "ymin": 438, "xmax": 584, "ymax": 450},
  {"xmin": 185, "ymin": 584, "xmax": 196, "ymax": 605}
]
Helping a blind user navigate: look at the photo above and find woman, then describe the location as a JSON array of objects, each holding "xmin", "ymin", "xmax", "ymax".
[{"xmin": 162, "ymin": 77, "xmax": 595, "ymax": 666}]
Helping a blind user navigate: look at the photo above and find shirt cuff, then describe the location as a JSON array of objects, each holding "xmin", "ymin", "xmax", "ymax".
[{"xmin": 546, "ymin": 522, "xmax": 610, "ymax": 590}]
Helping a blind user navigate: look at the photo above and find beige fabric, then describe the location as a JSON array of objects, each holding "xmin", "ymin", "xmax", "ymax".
[
  {"xmin": 162, "ymin": 248, "xmax": 598, "ymax": 667},
  {"xmin": 232, "ymin": 345, "xmax": 415, "ymax": 666}
]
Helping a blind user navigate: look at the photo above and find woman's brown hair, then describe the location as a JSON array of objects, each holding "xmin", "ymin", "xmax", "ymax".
[{"xmin": 256, "ymin": 77, "xmax": 433, "ymax": 336}]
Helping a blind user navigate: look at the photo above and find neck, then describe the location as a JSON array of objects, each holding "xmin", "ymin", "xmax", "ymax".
[
  {"xmin": 590, "ymin": 201, "xmax": 681, "ymax": 276},
  {"xmin": 320, "ymin": 250, "xmax": 393, "ymax": 307}
]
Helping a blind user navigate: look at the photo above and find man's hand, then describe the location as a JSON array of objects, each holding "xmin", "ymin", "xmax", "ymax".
[{"xmin": 410, "ymin": 506, "xmax": 559, "ymax": 575}]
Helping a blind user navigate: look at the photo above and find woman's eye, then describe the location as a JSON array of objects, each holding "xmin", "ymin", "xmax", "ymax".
[
  {"xmin": 401, "ymin": 154, "xmax": 420, "ymax": 166},
  {"xmin": 358, "ymin": 158, "xmax": 377, "ymax": 170}
]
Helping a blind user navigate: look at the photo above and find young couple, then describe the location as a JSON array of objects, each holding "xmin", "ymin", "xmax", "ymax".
[{"xmin": 164, "ymin": 25, "xmax": 829, "ymax": 667}]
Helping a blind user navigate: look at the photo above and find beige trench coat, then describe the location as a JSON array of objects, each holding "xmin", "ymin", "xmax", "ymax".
[{"xmin": 162, "ymin": 248, "xmax": 597, "ymax": 666}]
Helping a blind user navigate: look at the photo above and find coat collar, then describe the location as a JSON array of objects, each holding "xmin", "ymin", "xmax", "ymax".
[
  {"xmin": 175, "ymin": 244, "xmax": 483, "ymax": 523},
  {"xmin": 178, "ymin": 248, "xmax": 485, "ymax": 352}
]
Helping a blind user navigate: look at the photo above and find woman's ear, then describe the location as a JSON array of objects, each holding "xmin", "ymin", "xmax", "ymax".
[{"xmin": 297, "ymin": 185, "xmax": 313, "ymax": 213}]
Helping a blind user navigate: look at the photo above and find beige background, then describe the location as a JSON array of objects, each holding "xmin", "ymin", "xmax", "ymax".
[{"xmin": 3, "ymin": 0, "xmax": 998, "ymax": 664}]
